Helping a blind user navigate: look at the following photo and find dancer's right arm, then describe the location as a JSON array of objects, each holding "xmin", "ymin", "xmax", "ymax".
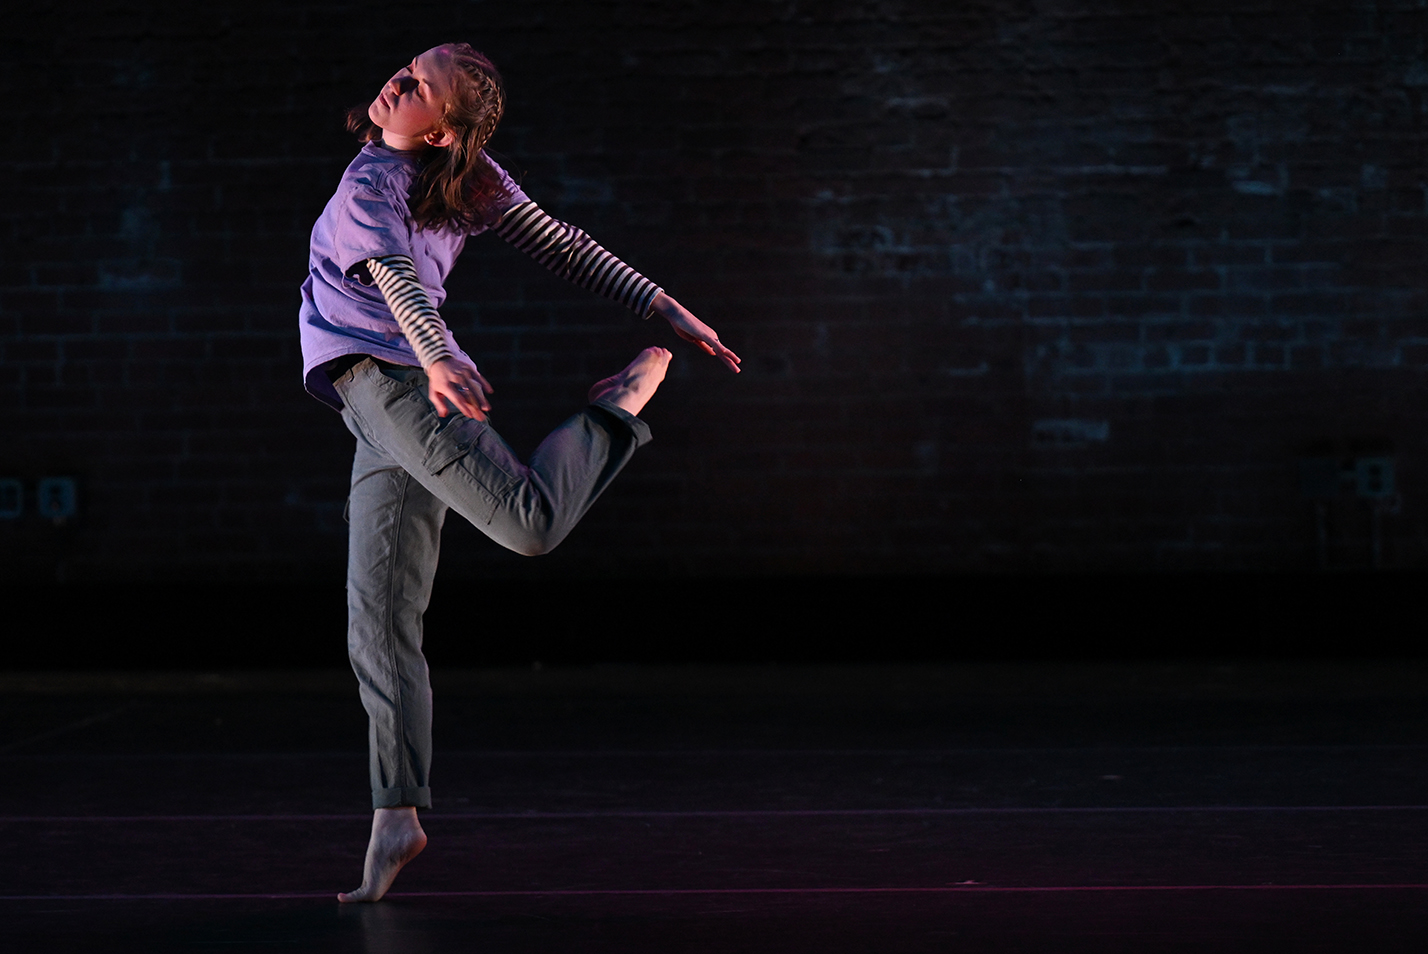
[{"xmin": 365, "ymin": 254, "xmax": 492, "ymax": 420}]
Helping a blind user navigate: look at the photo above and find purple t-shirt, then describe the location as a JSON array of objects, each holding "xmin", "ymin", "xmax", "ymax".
[{"xmin": 299, "ymin": 142, "xmax": 529, "ymax": 409}]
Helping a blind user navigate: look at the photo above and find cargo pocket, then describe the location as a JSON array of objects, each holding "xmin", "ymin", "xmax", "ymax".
[{"xmin": 420, "ymin": 416, "xmax": 512, "ymax": 525}]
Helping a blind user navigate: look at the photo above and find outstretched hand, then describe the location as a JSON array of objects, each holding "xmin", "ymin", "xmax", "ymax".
[
  {"xmin": 650, "ymin": 292, "xmax": 741, "ymax": 373},
  {"xmin": 427, "ymin": 356, "xmax": 493, "ymax": 420}
]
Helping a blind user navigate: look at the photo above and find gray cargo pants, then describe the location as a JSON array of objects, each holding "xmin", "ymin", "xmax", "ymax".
[{"xmin": 333, "ymin": 357, "xmax": 651, "ymax": 809}]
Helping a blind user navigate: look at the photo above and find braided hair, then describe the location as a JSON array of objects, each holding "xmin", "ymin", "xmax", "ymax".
[{"xmin": 347, "ymin": 43, "xmax": 512, "ymax": 232}]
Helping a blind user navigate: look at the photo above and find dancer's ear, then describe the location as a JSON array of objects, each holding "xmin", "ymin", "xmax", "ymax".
[{"xmin": 424, "ymin": 128, "xmax": 455, "ymax": 148}]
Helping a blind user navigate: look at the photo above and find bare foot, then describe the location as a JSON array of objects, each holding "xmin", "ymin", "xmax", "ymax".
[
  {"xmin": 337, "ymin": 807, "xmax": 428, "ymax": 903},
  {"xmin": 588, "ymin": 347, "xmax": 672, "ymax": 417}
]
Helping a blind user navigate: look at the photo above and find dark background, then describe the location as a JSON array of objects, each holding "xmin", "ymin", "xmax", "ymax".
[{"xmin": 3, "ymin": 1, "xmax": 1426, "ymax": 664}]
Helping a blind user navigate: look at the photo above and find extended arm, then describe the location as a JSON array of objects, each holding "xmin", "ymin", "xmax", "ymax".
[
  {"xmin": 494, "ymin": 201, "xmax": 661, "ymax": 315},
  {"xmin": 494, "ymin": 201, "xmax": 740, "ymax": 372},
  {"xmin": 366, "ymin": 254, "xmax": 492, "ymax": 419}
]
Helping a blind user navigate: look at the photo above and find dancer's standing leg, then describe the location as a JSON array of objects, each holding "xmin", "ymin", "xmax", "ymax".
[
  {"xmin": 337, "ymin": 404, "xmax": 443, "ymax": 902},
  {"xmin": 343, "ymin": 407, "xmax": 444, "ymax": 810}
]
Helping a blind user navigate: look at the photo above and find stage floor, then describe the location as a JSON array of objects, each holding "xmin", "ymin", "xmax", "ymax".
[{"xmin": 3, "ymin": 662, "xmax": 1427, "ymax": 951}]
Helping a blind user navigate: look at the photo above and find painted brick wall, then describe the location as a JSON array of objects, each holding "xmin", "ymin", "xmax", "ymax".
[{"xmin": 4, "ymin": 0, "xmax": 1428, "ymax": 580}]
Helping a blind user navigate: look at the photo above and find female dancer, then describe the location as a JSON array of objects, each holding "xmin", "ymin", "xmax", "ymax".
[{"xmin": 298, "ymin": 43, "xmax": 739, "ymax": 902}]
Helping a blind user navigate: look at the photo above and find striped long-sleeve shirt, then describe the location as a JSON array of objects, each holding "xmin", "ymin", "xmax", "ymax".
[
  {"xmin": 365, "ymin": 201, "xmax": 663, "ymax": 371},
  {"xmin": 365, "ymin": 254, "xmax": 454, "ymax": 369},
  {"xmin": 492, "ymin": 201, "xmax": 662, "ymax": 318}
]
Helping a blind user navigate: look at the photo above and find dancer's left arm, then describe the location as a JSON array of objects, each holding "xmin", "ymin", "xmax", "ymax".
[{"xmin": 494, "ymin": 201, "xmax": 741, "ymax": 373}]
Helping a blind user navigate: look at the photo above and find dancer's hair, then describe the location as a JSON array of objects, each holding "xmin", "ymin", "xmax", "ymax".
[{"xmin": 347, "ymin": 43, "xmax": 511, "ymax": 231}]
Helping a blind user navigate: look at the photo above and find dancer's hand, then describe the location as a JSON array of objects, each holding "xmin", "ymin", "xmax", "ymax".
[
  {"xmin": 427, "ymin": 357, "xmax": 493, "ymax": 420},
  {"xmin": 650, "ymin": 292, "xmax": 741, "ymax": 373}
]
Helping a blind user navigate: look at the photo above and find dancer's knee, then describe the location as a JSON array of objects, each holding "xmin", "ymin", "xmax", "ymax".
[
  {"xmin": 483, "ymin": 483, "xmax": 581, "ymax": 556},
  {"xmin": 506, "ymin": 526, "xmax": 563, "ymax": 557},
  {"xmin": 498, "ymin": 512, "xmax": 572, "ymax": 557}
]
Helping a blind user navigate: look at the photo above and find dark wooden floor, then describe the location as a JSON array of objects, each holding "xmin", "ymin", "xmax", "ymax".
[{"xmin": 4, "ymin": 663, "xmax": 1427, "ymax": 951}]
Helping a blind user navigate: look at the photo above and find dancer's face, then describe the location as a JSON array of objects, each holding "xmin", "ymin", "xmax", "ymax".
[{"xmin": 368, "ymin": 47, "xmax": 457, "ymax": 150}]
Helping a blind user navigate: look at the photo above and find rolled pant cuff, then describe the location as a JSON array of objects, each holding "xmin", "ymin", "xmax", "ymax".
[
  {"xmin": 373, "ymin": 786, "xmax": 431, "ymax": 810},
  {"xmin": 589, "ymin": 399, "xmax": 653, "ymax": 447}
]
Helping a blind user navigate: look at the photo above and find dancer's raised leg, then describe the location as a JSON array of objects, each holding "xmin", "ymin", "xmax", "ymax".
[
  {"xmin": 463, "ymin": 346, "xmax": 669, "ymax": 554},
  {"xmin": 338, "ymin": 807, "xmax": 428, "ymax": 903}
]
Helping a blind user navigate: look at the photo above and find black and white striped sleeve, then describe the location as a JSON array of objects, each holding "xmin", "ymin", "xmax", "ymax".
[
  {"xmin": 365, "ymin": 255, "xmax": 455, "ymax": 369},
  {"xmin": 493, "ymin": 201, "xmax": 663, "ymax": 318}
]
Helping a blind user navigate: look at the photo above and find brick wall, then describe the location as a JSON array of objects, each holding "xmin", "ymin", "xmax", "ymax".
[{"xmin": 4, "ymin": 0, "xmax": 1428, "ymax": 580}]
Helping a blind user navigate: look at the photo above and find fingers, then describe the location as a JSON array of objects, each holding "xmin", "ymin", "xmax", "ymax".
[
  {"xmin": 428, "ymin": 374, "xmax": 491, "ymax": 421},
  {"xmin": 453, "ymin": 369, "xmax": 492, "ymax": 412},
  {"xmin": 459, "ymin": 390, "xmax": 488, "ymax": 421},
  {"xmin": 675, "ymin": 326, "xmax": 742, "ymax": 373},
  {"xmin": 704, "ymin": 337, "xmax": 741, "ymax": 373},
  {"xmin": 660, "ymin": 302, "xmax": 742, "ymax": 373},
  {"xmin": 455, "ymin": 381, "xmax": 489, "ymax": 419},
  {"xmin": 430, "ymin": 383, "xmax": 486, "ymax": 421},
  {"xmin": 714, "ymin": 342, "xmax": 741, "ymax": 373},
  {"xmin": 701, "ymin": 339, "xmax": 741, "ymax": 372}
]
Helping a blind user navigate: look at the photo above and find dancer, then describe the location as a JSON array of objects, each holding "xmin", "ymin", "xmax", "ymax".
[{"xmin": 298, "ymin": 43, "xmax": 740, "ymax": 902}]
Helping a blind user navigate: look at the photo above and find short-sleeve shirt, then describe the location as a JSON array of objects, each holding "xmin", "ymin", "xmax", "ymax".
[{"xmin": 299, "ymin": 142, "xmax": 529, "ymax": 409}]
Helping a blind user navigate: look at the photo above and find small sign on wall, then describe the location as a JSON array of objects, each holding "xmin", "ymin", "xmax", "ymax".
[{"xmin": 36, "ymin": 477, "xmax": 78, "ymax": 524}]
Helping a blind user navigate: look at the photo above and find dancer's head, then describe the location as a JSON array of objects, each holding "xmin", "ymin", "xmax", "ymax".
[{"xmin": 349, "ymin": 44, "xmax": 509, "ymax": 231}]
